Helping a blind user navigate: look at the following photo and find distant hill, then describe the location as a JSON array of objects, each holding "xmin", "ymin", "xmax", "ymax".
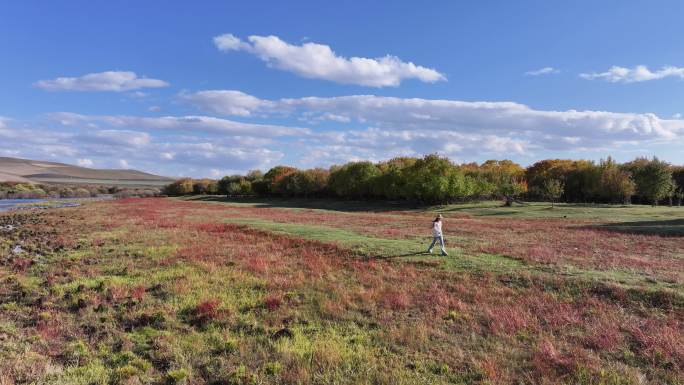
[{"xmin": 0, "ymin": 157, "xmax": 174, "ymax": 187}]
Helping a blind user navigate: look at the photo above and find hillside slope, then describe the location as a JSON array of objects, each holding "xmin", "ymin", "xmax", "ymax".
[{"xmin": 0, "ymin": 157, "xmax": 173, "ymax": 186}]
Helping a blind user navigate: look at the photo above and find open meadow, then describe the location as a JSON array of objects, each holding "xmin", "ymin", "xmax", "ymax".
[{"xmin": 0, "ymin": 197, "xmax": 682, "ymax": 385}]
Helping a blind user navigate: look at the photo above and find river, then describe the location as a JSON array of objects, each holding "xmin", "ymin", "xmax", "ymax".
[{"xmin": 0, "ymin": 197, "xmax": 108, "ymax": 212}]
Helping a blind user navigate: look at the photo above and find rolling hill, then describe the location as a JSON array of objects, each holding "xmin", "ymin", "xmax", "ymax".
[{"xmin": 0, "ymin": 157, "xmax": 174, "ymax": 187}]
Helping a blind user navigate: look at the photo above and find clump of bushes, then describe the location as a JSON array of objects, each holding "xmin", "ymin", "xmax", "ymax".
[{"xmin": 0, "ymin": 182, "xmax": 162, "ymax": 199}]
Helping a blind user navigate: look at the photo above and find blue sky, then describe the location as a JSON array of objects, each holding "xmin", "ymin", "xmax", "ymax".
[{"xmin": 1, "ymin": 1, "xmax": 683, "ymax": 177}]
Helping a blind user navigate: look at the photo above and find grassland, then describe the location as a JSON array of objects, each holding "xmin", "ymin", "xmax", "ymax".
[{"xmin": 0, "ymin": 197, "xmax": 682, "ymax": 385}]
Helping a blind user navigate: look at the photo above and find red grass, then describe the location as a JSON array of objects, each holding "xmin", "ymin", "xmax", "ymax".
[
  {"xmin": 130, "ymin": 285, "xmax": 146, "ymax": 301},
  {"xmin": 379, "ymin": 289, "xmax": 411, "ymax": 311},
  {"xmin": 532, "ymin": 337, "xmax": 578, "ymax": 378},
  {"xmin": 628, "ymin": 318, "xmax": 684, "ymax": 367},
  {"xmin": 246, "ymin": 256, "xmax": 268, "ymax": 273},
  {"xmin": 485, "ymin": 306, "xmax": 536, "ymax": 335},
  {"xmin": 264, "ymin": 294, "xmax": 282, "ymax": 311},
  {"xmin": 12, "ymin": 257, "xmax": 34, "ymax": 272},
  {"xmin": 35, "ymin": 319, "xmax": 61, "ymax": 341},
  {"xmin": 195, "ymin": 298, "xmax": 221, "ymax": 320}
]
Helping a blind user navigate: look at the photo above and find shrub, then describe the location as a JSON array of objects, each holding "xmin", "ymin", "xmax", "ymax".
[
  {"xmin": 164, "ymin": 178, "xmax": 194, "ymax": 196},
  {"xmin": 166, "ymin": 368, "xmax": 189, "ymax": 384},
  {"xmin": 264, "ymin": 361, "xmax": 283, "ymax": 376}
]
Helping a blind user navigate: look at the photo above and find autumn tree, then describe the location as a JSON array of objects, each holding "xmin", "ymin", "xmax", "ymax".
[
  {"xmin": 163, "ymin": 178, "xmax": 194, "ymax": 196},
  {"xmin": 525, "ymin": 159, "xmax": 573, "ymax": 199},
  {"xmin": 192, "ymin": 179, "xmax": 217, "ymax": 195},
  {"xmin": 263, "ymin": 166, "xmax": 298, "ymax": 195},
  {"xmin": 278, "ymin": 168, "xmax": 329, "ymax": 197}
]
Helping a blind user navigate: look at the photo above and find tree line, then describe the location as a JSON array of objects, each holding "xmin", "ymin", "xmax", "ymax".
[{"xmin": 164, "ymin": 155, "xmax": 684, "ymax": 206}]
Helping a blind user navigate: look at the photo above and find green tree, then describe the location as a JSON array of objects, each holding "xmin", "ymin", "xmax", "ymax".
[
  {"xmin": 468, "ymin": 159, "xmax": 527, "ymax": 204},
  {"xmin": 328, "ymin": 161, "xmax": 380, "ymax": 199},
  {"xmin": 500, "ymin": 180, "xmax": 528, "ymax": 206},
  {"xmin": 226, "ymin": 178, "xmax": 253, "ymax": 195},
  {"xmin": 629, "ymin": 157, "xmax": 674, "ymax": 206},
  {"xmin": 402, "ymin": 154, "xmax": 462, "ymax": 203},
  {"xmin": 372, "ymin": 157, "xmax": 417, "ymax": 199},
  {"xmin": 238, "ymin": 170, "xmax": 267, "ymax": 195},
  {"xmin": 565, "ymin": 160, "xmax": 601, "ymax": 203},
  {"xmin": 542, "ymin": 179, "xmax": 564, "ymax": 207},
  {"xmin": 218, "ymin": 175, "xmax": 242, "ymax": 195},
  {"xmin": 297, "ymin": 168, "xmax": 329, "ymax": 197},
  {"xmin": 672, "ymin": 167, "xmax": 684, "ymax": 206}
]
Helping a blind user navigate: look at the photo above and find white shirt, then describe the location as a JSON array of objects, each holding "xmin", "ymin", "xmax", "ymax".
[{"xmin": 432, "ymin": 221, "xmax": 442, "ymax": 237}]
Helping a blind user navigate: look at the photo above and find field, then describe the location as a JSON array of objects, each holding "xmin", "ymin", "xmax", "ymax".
[{"xmin": 0, "ymin": 197, "xmax": 682, "ymax": 385}]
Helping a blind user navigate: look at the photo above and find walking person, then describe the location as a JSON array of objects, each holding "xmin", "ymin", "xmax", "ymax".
[{"xmin": 427, "ymin": 214, "xmax": 448, "ymax": 256}]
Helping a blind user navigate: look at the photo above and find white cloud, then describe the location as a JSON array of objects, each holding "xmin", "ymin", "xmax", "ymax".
[
  {"xmin": 80, "ymin": 130, "xmax": 151, "ymax": 147},
  {"xmin": 50, "ymin": 112, "xmax": 308, "ymax": 137},
  {"xmin": 179, "ymin": 90, "xmax": 271, "ymax": 116},
  {"xmin": 77, "ymin": 158, "xmax": 94, "ymax": 167},
  {"xmin": 184, "ymin": 90, "xmax": 684, "ymax": 145},
  {"xmin": 35, "ymin": 71, "xmax": 169, "ymax": 92},
  {"xmin": 319, "ymin": 113, "xmax": 351, "ymax": 123},
  {"xmin": 213, "ymin": 33, "xmax": 446, "ymax": 87},
  {"xmin": 525, "ymin": 67, "xmax": 559, "ymax": 76},
  {"xmin": 580, "ymin": 65, "xmax": 684, "ymax": 83},
  {"xmin": 128, "ymin": 91, "xmax": 149, "ymax": 98},
  {"xmin": 118, "ymin": 159, "xmax": 130, "ymax": 169},
  {"xmin": 213, "ymin": 34, "xmax": 251, "ymax": 51}
]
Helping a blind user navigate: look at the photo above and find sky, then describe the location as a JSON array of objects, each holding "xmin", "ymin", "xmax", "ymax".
[{"xmin": 1, "ymin": 1, "xmax": 684, "ymax": 177}]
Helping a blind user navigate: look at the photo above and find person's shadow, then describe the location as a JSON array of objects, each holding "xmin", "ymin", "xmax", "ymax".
[{"xmin": 366, "ymin": 251, "xmax": 430, "ymax": 260}]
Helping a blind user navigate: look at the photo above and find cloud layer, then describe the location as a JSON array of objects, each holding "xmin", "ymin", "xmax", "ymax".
[
  {"xmin": 213, "ymin": 34, "xmax": 446, "ymax": 87},
  {"xmin": 35, "ymin": 71, "xmax": 169, "ymax": 92},
  {"xmin": 580, "ymin": 65, "xmax": 684, "ymax": 83},
  {"xmin": 184, "ymin": 90, "xmax": 684, "ymax": 143}
]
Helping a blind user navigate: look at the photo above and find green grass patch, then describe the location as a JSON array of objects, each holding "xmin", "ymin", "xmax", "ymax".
[
  {"xmin": 224, "ymin": 217, "xmax": 682, "ymax": 293},
  {"xmin": 224, "ymin": 217, "xmax": 524, "ymax": 273}
]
